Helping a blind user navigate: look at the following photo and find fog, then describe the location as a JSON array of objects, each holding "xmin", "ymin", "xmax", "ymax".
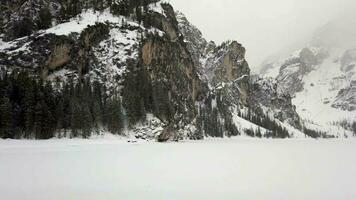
[{"xmin": 169, "ymin": 0, "xmax": 356, "ymax": 72}]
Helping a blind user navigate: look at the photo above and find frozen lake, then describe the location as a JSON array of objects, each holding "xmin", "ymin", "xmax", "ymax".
[{"xmin": 0, "ymin": 138, "xmax": 356, "ymax": 200}]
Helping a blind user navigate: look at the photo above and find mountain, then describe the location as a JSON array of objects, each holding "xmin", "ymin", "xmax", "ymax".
[
  {"xmin": 260, "ymin": 18, "xmax": 356, "ymax": 137},
  {"xmin": 1, "ymin": 0, "xmax": 350, "ymax": 141}
]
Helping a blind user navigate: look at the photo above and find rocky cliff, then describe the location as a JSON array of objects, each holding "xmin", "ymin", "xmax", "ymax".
[
  {"xmin": 0, "ymin": 0, "xmax": 309, "ymax": 140},
  {"xmin": 176, "ymin": 12, "xmax": 305, "ymax": 138}
]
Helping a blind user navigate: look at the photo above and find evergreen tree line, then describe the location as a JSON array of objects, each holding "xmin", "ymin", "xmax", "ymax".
[
  {"xmin": 196, "ymin": 91, "xmax": 292, "ymax": 139},
  {"xmin": 196, "ymin": 93, "xmax": 240, "ymax": 138},
  {"xmin": 239, "ymin": 108, "xmax": 290, "ymax": 138},
  {"xmin": 12, "ymin": 7, "xmax": 53, "ymax": 38},
  {"xmin": 302, "ymin": 127, "xmax": 330, "ymax": 139},
  {"xmin": 0, "ymin": 71, "xmax": 123, "ymax": 139},
  {"xmin": 332, "ymin": 120, "xmax": 356, "ymax": 136}
]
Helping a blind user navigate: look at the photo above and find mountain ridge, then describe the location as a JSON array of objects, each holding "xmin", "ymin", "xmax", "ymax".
[{"xmin": 0, "ymin": 0, "xmax": 354, "ymax": 140}]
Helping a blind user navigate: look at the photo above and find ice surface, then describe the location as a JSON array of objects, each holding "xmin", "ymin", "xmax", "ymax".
[{"xmin": 1, "ymin": 138, "xmax": 356, "ymax": 200}]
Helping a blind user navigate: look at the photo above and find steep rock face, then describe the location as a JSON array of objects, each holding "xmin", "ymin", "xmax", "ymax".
[
  {"xmin": 175, "ymin": 12, "xmax": 302, "ymax": 131},
  {"xmin": 176, "ymin": 12, "xmax": 303, "ymax": 136},
  {"xmin": 332, "ymin": 81, "xmax": 356, "ymax": 111},
  {"xmin": 204, "ymin": 42, "xmax": 249, "ymax": 83},
  {"xmin": 330, "ymin": 49, "xmax": 356, "ymax": 111},
  {"xmin": 274, "ymin": 47, "xmax": 328, "ymax": 96},
  {"xmin": 175, "ymin": 11, "xmax": 207, "ymax": 67},
  {"xmin": 249, "ymin": 76, "xmax": 301, "ymax": 128},
  {"xmin": 0, "ymin": 0, "xmax": 209, "ymax": 140},
  {"xmin": 201, "ymin": 41, "xmax": 250, "ymax": 104},
  {"xmin": 138, "ymin": 35, "xmax": 206, "ymax": 139}
]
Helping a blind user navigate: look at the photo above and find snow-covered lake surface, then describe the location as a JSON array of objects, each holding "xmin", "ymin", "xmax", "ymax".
[{"xmin": 1, "ymin": 138, "xmax": 356, "ymax": 200}]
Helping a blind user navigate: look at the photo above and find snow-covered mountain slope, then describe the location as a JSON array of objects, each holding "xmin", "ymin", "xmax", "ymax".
[
  {"xmin": 292, "ymin": 48, "xmax": 356, "ymax": 124},
  {"xmin": 260, "ymin": 20, "xmax": 356, "ymax": 137}
]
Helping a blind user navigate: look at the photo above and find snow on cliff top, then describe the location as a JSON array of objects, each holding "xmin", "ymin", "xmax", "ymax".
[{"xmin": 46, "ymin": 9, "xmax": 122, "ymax": 36}]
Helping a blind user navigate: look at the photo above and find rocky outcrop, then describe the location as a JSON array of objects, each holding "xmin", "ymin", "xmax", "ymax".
[
  {"xmin": 202, "ymin": 41, "xmax": 250, "ymax": 105},
  {"xmin": 332, "ymin": 81, "xmax": 356, "ymax": 111},
  {"xmin": 176, "ymin": 11, "xmax": 207, "ymax": 67},
  {"xmin": 138, "ymin": 35, "xmax": 206, "ymax": 139},
  {"xmin": 45, "ymin": 43, "xmax": 71, "ymax": 70},
  {"xmin": 331, "ymin": 49, "xmax": 356, "ymax": 111},
  {"xmin": 275, "ymin": 47, "xmax": 327, "ymax": 96},
  {"xmin": 249, "ymin": 76, "xmax": 301, "ymax": 128},
  {"xmin": 0, "ymin": 22, "xmax": 111, "ymax": 79}
]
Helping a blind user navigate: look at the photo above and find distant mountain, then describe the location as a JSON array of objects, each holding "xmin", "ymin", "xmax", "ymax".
[{"xmin": 260, "ymin": 18, "xmax": 356, "ymax": 137}]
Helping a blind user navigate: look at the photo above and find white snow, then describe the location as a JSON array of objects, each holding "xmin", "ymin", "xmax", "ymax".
[
  {"xmin": 262, "ymin": 46, "xmax": 355, "ymax": 136},
  {"xmin": 46, "ymin": 9, "xmax": 122, "ymax": 36},
  {"xmin": 47, "ymin": 69, "xmax": 77, "ymax": 86},
  {"xmin": 0, "ymin": 38, "xmax": 31, "ymax": 53},
  {"xmin": 45, "ymin": 3, "xmax": 167, "ymax": 36},
  {"xmin": 1, "ymin": 138, "xmax": 356, "ymax": 200},
  {"xmin": 0, "ymin": 39, "xmax": 14, "ymax": 51},
  {"xmin": 232, "ymin": 107, "xmax": 269, "ymax": 135},
  {"xmin": 292, "ymin": 48, "xmax": 356, "ymax": 129}
]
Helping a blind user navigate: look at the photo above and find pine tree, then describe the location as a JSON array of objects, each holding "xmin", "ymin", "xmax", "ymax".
[
  {"xmin": 92, "ymin": 100, "xmax": 102, "ymax": 134},
  {"xmin": 0, "ymin": 97, "xmax": 12, "ymax": 138},
  {"xmin": 55, "ymin": 98, "xmax": 65, "ymax": 137},
  {"xmin": 81, "ymin": 103, "xmax": 92, "ymax": 138},
  {"xmin": 33, "ymin": 102, "xmax": 43, "ymax": 139},
  {"xmin": 107, "ymin": 96, "xmax": 123, "ymax": 135},
  {"xmin": 256, "ymin": 127, "xmax": 262, "ymax": 138},
  {"xmin": 13, "ymin": 17, "xmax": 33, "ymax": 38},
  {"xmin": 41, "ymin": 101, "xmax": 55, "ymax": 139},
  {"xmin": 70, "ymin": 98, "xmax": 81, "ymax": 138},
  {"xmin": 92, "ymin": 81, "xmax": 103, "ymax": 129},
  {"xmin": 23, "ymin": 80, "xmax": 36, "ymax": 138},
  {"xmin": 38, "ymin": 8, "xmax": 52, "ymax": 29}
]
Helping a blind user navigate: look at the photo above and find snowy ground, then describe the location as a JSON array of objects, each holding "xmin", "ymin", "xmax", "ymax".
[{"xmin": 1, "ymin": 138, "xmax": 356, "ymax": 200}]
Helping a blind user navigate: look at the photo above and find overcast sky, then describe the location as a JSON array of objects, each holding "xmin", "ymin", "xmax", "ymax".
[{"xmin": 169, "ymin": 0, "xmax": 356, "ymax": 71}]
